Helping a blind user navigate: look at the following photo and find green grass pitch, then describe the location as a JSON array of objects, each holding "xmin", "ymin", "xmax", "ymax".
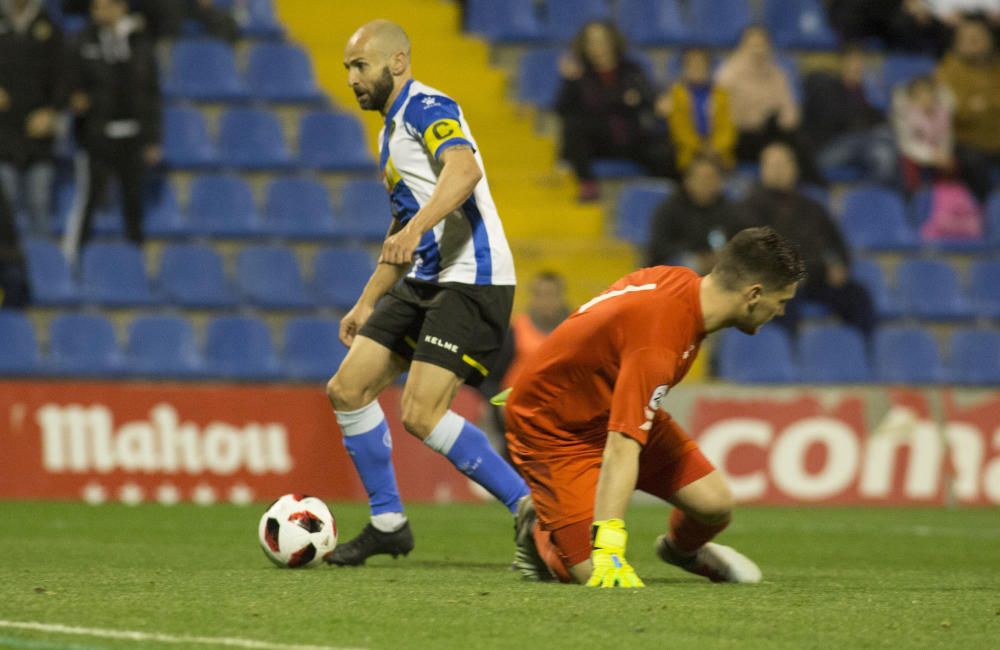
[{"xmin": 1, "ymin": 502, "xmax": 998, "ymax": 649}]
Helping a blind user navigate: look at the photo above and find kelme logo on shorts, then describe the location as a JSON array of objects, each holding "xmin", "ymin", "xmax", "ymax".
[{"xmin": 424, "ymin": 335, "xmax": 459, "ymax": 353}]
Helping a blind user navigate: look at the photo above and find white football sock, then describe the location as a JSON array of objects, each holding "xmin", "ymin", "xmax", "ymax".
[{"xmin": 371, "ymin": 512, "xmax": 407, "ymax": 533}]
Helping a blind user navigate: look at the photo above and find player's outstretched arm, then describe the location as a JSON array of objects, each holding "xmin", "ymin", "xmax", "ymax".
[
  {"xmin": 587, "ymin": 431, "xmax": 645, "ymax": 588},
  {"xmin": 380, "ymin": 146, "xmax": 483, "ymax": 265}
]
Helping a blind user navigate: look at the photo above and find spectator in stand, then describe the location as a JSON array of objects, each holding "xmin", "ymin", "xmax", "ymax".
[
  {"xmin": 715, "ymin": 27, "xmax": 797, "ymax": 163},
  {"xmin": 803, "ymin": 45, "xmax": 897, "ymax": 187},
  {"xmin": 63, "ymin": 0, "xmax": 240, "ymax": 41},
  {"xmin": 646, "ymin": 154, "xmax": 736, "ymax": 275},
  {"xmin": 827, "ymin": 0, "xmax": 899, "ymax": 45},
  {"xmin": 663, "ymin": 48, "xmax": 736, "ymax": 174},
  {"xmin": 0, "ymin": 181, "xmax": 30, "ymax": 308},
  {"xmin": 936, "ymin": 18, "xmax": 1000, "ymax": 200},
  {"xmin": 735, "ymin": 142, "xmax": 875, "ymax": 339},
  {"xmin": 62, "ymin": 0, "xmax": 161, "ymax": 264},
  {"xmin": 0, "ymin": 0, "xmax": 63, "ymax": 237},
  {"xmin": 892, "ymin": 75, "xmax": 958, "ymax": 193},
  {"xmin": 555, "ymin": 19, "xmax": 671, "ymax": 202}
]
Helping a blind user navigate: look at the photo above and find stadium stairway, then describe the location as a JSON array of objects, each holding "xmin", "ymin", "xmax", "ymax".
[{"xmin": 276, "ymin": 0, "xmax": 636, "ymax": 309}]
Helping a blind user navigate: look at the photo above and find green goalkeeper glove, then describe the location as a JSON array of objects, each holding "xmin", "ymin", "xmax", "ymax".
[{"xmin": 586, "ymin": 518, "xmax": 645, "ymax": 588}]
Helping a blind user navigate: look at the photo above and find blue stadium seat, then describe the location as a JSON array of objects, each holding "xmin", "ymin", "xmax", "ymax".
[
  {"xmin": 592, "ymin": 159, "xmax": 648, "ymax": 179},
  {"xmin": 615, "ymin": 181, "xmax": 672, "ymax": 245},
  {"xmin": 22, "ymin": 239, "xmax": 79, "ymax": 306},
  {"xmin": 204, "ymin": 316, "xmax": 281, "ymax": 380},
  {"xmin": 298, "ymin": 111, "xmax": 376, "ymax": 171},
  {"xmin": 908, "ymin": 187, "xmax": 989, "ymax": 252},
  {"xmin": 162, "ymin": 106, "xmax": 217, "ymax": 168},
  {"xmin": 311, "ymin": 245, "xmax": 376, "ymax": 310},
  {"xmin": 852, "ymin": 258, "xmax": 901, "ymax": 320},
  {"xmin": 764, "ymin": 0, "xmax": 838, "ymax": 49},
  {"xmin": 517, "ymin": 48, "xmax": 561, "ymax": 108},
  {"xmin": 896, "ymin": 259, "xmax": 974, "ymax": 321},
  {"xmin": 80, "ymin": 242, "xmax": 158, "ymax": 307},
  {"xmin": 145, "ymin": 178, "xmax": 191, "ymax": 238},
  {"xmin": 187, "ymin": 174, "xmax": 261, "ymax": 237},
  {"xmin": 218, "ymin": 0, "xmax": 285, "ymax": 40},
  {"xmin": 798, "ymin": 324, "xmax": 870, "ymax": 383},
  {"xmin": 617, "ymin": 0, "xmax": 689, "ymax": 47},
  {"xmin": 263, "ymin": 178, "xmax": 337, "ymax": 239},
  {"xmin": 949, "ymin": 329, "xmax": 1000, "ymax": 385},
  {"xmin": 165, "ymin": 39, "xmax": 248, "ymax": 101},
  {"xmin": 236, "ymin": 245, "xmax": 314, "ymax": 309},
  {"xmin": 690, "ymin": 0, "xmax": 752, "ymax": 47},
  {"xmin": 467, "ymin": 0, "xmax": 545, "ymax": 43},
  {"xmin": 283, "ymin": 317, "xmax": 349, "ymax": 381},
  {"xmin": 986, "ymin": 190, "xmax": 1000, "ymax": 248},
  {"xmin": 718, "ymin": 327, "xmax": 797, "ymax": 383},
  {"xmin": 882, "ymin": 54, "xmax": 937, "ymax": 93},
  {"xmin": 969, "ymin": 259, "xmax": 1000, "ymax": 318},
  {"xmin": 874, "ymin": 326, "xmax": 945, "ymax": 384},
  {"xmin": 0, "ymin": 312, "xmax": 42, "ymax": 375},
  {"xmin": 544, "ymin": 0, "xmax": 611, "ymax": 42},
  {"xmin": 125, "ymin": 316, "xmax": 206, "ymax": 379},
  {"xmin": 158, "ymin": 243, "xmax": 239, "ymax": 309},
  {"xmin": 839, "ymin": 186, "xmax": 919, "ymax": 251},
  {"xmin": 49, "ymin": 313, "xmax": 123, "ymax": 377},
  {"xmin": 245, "ymin": 43, "xmax": 324, "ymax": 103},
  {"xmin": 337, "ymin": 179, "xmax": 394, "ymax": 241},
  {"xmin": 217, "ymin": 108, "xmax": 292, "ymax": 170}
]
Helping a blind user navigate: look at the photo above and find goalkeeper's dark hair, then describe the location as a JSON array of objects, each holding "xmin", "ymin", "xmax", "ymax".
[{"xmin": 712, "ymin": 227, "xmax": 806, "ymax": 291}]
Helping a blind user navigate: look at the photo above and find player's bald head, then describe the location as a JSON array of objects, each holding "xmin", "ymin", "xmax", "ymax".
[{"xmin": 346, "ymin": 19, "xmax": 411, "ymax": 64}]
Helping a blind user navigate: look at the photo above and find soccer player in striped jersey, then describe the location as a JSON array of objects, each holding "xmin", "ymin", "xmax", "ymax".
[{"xmin": 324, "ymin": 20, "xmax": 529, "ymax": 566}]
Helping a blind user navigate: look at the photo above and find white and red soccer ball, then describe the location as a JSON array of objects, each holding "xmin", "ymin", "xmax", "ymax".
[{"xmin": 258, "ymin": 494, "xmax": 337, "ymax": 568}]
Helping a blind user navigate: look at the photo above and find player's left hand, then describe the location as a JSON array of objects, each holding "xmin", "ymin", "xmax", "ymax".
[
  {"xmin": 586, "ymin": 518, "xmax": 645, "ymax": 588},
  {"xmin": 381, "ymin": 226, "xmax": 421, "ymax": 265}
]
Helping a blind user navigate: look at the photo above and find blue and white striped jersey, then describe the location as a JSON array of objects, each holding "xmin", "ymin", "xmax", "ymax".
[{"xmin": 378, "ymin": 79, "xmax": 516, "ymax": 286}]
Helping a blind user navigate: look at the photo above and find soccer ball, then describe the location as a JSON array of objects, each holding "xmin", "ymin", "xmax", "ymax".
[{"xmin": 258, "ymin": 494, "xmax": 337, "ymax": 568}]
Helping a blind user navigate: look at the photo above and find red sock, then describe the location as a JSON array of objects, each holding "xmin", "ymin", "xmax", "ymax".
[
  {"xmin": 533, "ymin": 523, "xmax": 573, "ymax": 583},
  {"xmin": 669, "ymin": 508, "xmax": 731, "ymax": 555}
]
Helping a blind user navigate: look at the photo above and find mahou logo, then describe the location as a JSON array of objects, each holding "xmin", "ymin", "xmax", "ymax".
[{"xmin": 37, "ymin": 403, "xmax": 294, "ymax": 476}]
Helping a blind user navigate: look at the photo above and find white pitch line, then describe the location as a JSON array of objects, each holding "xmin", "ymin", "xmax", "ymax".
[{"xmin": 0, "ymin": 621, "xmax": 364, "ymax": 650}]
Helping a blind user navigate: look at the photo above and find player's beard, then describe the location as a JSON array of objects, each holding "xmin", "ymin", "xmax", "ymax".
[{"xmin": 356, "ymin": 66, "xmax": 394, "ymax": 111}]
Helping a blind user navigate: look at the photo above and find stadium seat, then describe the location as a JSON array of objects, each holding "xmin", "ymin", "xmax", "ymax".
[
  {"xmin": 337, "ymin": 179, "xmax": 395, "ymax": 241},
  {"xmin": 125, "ymin": 316, "xmax": 206, "ymax": 378},
  {"xmin": 764, "ymin": 0, "xmax": 838, "ymax": 49},
  {"xmin": 839, "ymin": 186, "xmax": 919, "ymax": 251},
  {"xmin": 187, "ymin": 174, "xmax": 261, "ymax": 237},
  {"xmin": 158, "ymin": 243, "xmax": 239, "ymax": 309},
  {"xmin": 896, "ymin": 259, "xmax": 974, "ymax": 321},
  {"xmin": 615, "ymin": 181, "xmax": 672, "ymax": 246},
  {"xmin": 617, "ymin": 0, "xmax": 690, "ymax": 47},
  {"xmin": 717, "ymin": 327, "xmax": 797, "ymax": 383},
  {"xmin": 969, "ymin": 259, "xmax": 1000, "ymax": 318},
  {"xmin": 986, "ymin": 190, "xmax": 1000, "ymax": 247},
  {"xmin": 262, "ymin": 177, "xmax": 337, "ymax": 239},
  {"xmin": 217, "ymin": 108, "xmax": 292, "ymax": 170},
  {"xmin": 49, "ymin": 313, "xmax": 123, "ymax": 377},
  {"xmin": 882, "ymin": 54, "xmax": 937, "ymax": 93},
  {"xmin": 245, "ymin": 43, "xmax": 324, "ymax": 103},
  {"xmin": 0, "ymin": 312, "xmax": 43, "ymax": 375},
  {"xmin": 164, "ymin": 39, "xmax": 248, "ymax": 101},
  {"xmin": 144, "ymin": 178, "xmax": 191, "ymax": 238},
  {"xmin": 591, "ymin": 159, "xmax": 648, "ymax": 179},
  {"xmin": 22, "ymin": 238, "xmax": 79, "ymax": 306},
  {"xmin": 690, "ymin": 0, "xmax": 752, "ymax": 47},
  {"xmin": 544, "ymin": 0, "xmax": 611, "ymax": 42},
  {"xmin": 852, "ymin": 258, "xmax": 901, "ymax": 320},
  {"xmin": 282, "ymin": 317, "xmax": 349, "ymax": 381},
  {"xmin": 798, "ymin": 324, "xmax": 871, "ymax": 383},
  {"xmin": 311, "ymin": 245, "xmax": 376, "ymax": 310},
  {"xmin": 873, "ymin": 326, "xmax": 945, "ymax": 384},
  {"xmin": 517, "ymin": 48, "xmax": 561, "ymax": 108},
  {"xmin": 80, "ymin": 242, "xmax": 158, "ymax": 307},
  {"xmin": 224, "ymin": 0, "xmax": 285, "ymax": 40},
  {"xmin": 162, "ymin": 106, "xmax": 217, "ymax": 168},
  {"xmin": 908, "ymin": 187, "xmax": 989, "ymax": 252},
  {"xmin": 467, "ymin": 0, "xmax": 544, "ymax": 43},
  {"xmin": 203, "ymin": 316, "xmax": 281, "ymax": 380},
  {"xmin": 298, "ymin": 111, "xmax": 376, "ymax": 171},
  {"xmin": 236, "ymin": 245, "xmax": 314, "ymax": 309},
  {"xmin": 948, "ymin": 329, "xmax": 1000, "ymax": 385}
]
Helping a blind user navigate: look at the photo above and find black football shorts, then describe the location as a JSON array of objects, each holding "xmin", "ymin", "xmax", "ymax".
[{"xmin": 359, "ymin": 278, "xmax": 514, "ymax": 387}]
